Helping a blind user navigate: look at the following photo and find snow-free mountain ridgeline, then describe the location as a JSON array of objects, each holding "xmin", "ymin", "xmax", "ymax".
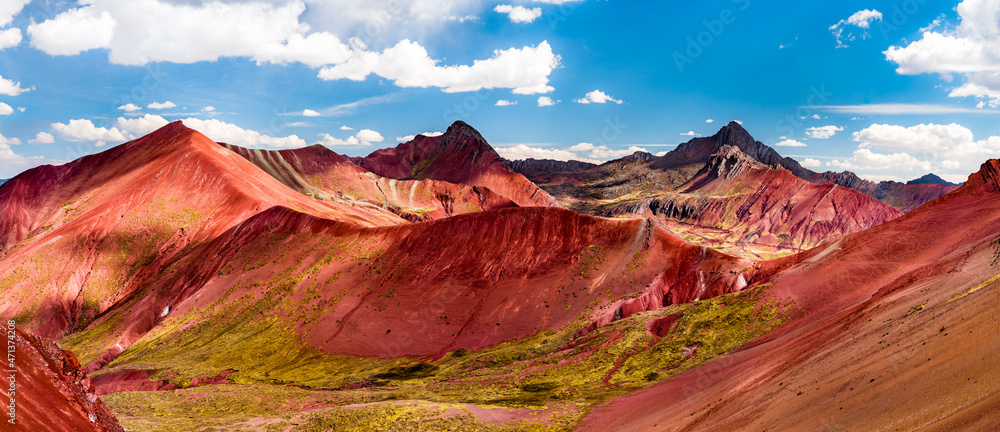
[{"xmin": 1, "ymin": 120, "xmax": 997, "ymax": 431}]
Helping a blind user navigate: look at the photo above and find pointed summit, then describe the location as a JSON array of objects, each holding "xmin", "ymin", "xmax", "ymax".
[
  {"xmin": 662, "ymin": 122, "xmax": 811, "ymax": 178},
  {"xmin": 354, "ymin": 122, "xmax": 559, "ymax": 207}
]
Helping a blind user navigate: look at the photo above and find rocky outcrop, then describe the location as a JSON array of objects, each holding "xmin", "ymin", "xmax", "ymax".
[{"xmin": 1, "ymin": 328, "xmax": 124, "ymax": 431}]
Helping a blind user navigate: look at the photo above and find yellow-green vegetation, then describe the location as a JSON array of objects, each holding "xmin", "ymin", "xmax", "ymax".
[
  {"xmin": 106, "ymin": 384, "xmax": 571, "ymax": 432},
  {"xmin": 94, "ymin": 286, "xmax": 791, "ymax": 431}
]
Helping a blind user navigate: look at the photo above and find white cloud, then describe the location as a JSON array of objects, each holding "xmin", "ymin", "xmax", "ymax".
[
  {"xmin": 567, "ymin": 142, "xmax": 595, "ymax": 152},
  {"xmin": 320, "ymin": 128, "xmax": 385, "ymax": 146},
  {"xmin": 846, "ymin": 122, "xmax": 1000, "ymax": 176},
  {"xmin": 537, "ymin": 96, "xmax": 558, "ymax": 107},
  {"xmin": 0, "ymin": 102, "xmax": 12, "ymax": 116},
  {"xmin": 575, "ymin": 90, "xmax": 624, "ymax": 104},
  {"xmin": 202, "ymin": 106, "xmax": 215, "ymax": 112},
  {"xmin": 830, "ymin": 148, "xmax": 933, "ymax": 172},
  {"xmin": 0, "ymin": 133, "xmax": 20, "ymax": 146},
  {"xmin": 181, "ymin": 118, "xmax": 307, "ymax": 148},
  {"xmin": 115, "ymin": 114, "xmax": 170, "ymax": 137},
  {"xmin": 0, "ymin": 0, "xmax": 29, "ymax": 28},
  {"xmin": 302, "ymin": 109, "xmax": 322, "ymax": 117},
  {"xmin": 117, "ymin": 103, "xmax": 141, "ymax": 112},
  {"xmin": 495, "ymin": 144, "xmax": 601, "ymax": 164},
  {"xmin": 830, "ymin": 9, "xmax": 883, "ymax": 48},
  {"xmin": 25, "ymin": 0, "xmax": 558, "ymax": 95},
  {"xmin": 28, "ymin": 131, "xmax": 55, "ymax": 145},
  {"xmin": 27, "ymin": 6, "xmax": 115, "ymax": 56},
  {"xmin": 495, "ymin": 99, "xmax": 517, "ymax": 106},
  {"xmin": 51, "ymin": 119, "xmax": 130, "ymax": 146},
  {"xmin": 800, "ymin": 158, "xmax": 822, "ymax": 168},
  {"xmin": 885, "ymin": 0, "xmax": 1000, "ymax": 106},
  {"xmin": 811, "ymin": 114, "xmax": 821, "ymax": 119},
  {"xmin": 494, "ymin": 5, "xmax": 542, "ymax": 24},
  {"xmin": 587, "ymin": 145, "xmax": 649, "ymax": 160},
  {"xmin": 805, "ymin": 125, "xmax": 845, "ymax": 139},
  {"xmin": 775, "ymin": 139, "xmax": 807, "ymax": 147},
  {"xmin": 356, "ymin": 129, "xmax": 384, "ymax": 144},
  {"xmin": 734, "ymin": 120, "xmax": 743, "ymax": 125},
  {"xmin": 680, "ymin": 131, "xmax": 697, "ymax": 136},
  {"xmin": 705, "ymin": 119, "xmax": 714, "ymax": 123},
  {"xmin": 147, "ymin": 101, "xmax": 176, "ymax": 110},
  {"xmin": 0, "ymin": 27, "xmax": 22, "ymax": 50},
  {"xmin": 395, "ymin": 131, "xmax": 444, "ymax": 142},
  {"xmin": 16, "ymin": 107, "xmax": 23, "ymax": 112},
  {"xmin": 0, "ymin": 75, "xmax": 30, "ymax": 96},
  {"xmin": 532, "ymin": 0, "xmax": 585, "ymax": 4},
  {"xmin": 340, "ymin": 125, "xmax": 354, "ymax": 131},
  {"xmin": 319, "ymin": 39, "xmax": 559, "ymax": 94}
]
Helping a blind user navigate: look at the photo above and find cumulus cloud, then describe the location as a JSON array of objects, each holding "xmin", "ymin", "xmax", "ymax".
[
  {"xmin": 830, "ymin": 148, "xmax": 933, "ymax": 172},
  {"xmin": 805, "ymin": 125, "xmax": 845, "ymax": 139},
  {"xmin": 0, "ymin": 139, "xmax": 57, "ymax": 178},
  {"xmin": 705, "ymin": 119, "xmax": 714, "ymax": 123},
  {"xmin": 319, "ymin": 129, "xmax": 386, "ymax": 146},
  {"xmin": 775, "ymin": 139, "xmax": 807, "ymax": 147},
  {"xmin": 495, "ymin": 144, "xmax": 601, "ymax": 164},
  {"xmin": 117, "ymin": 103, "xmax": 141, "ymax": 112},
  {"xmin": 587, "ymin": 145, "xmax": 649, "ymax": 160},
  {"xmin": 537, "ymin": 96, "xmax": 558, "ymax": 107},
  {"xmin": 355, "ymin": 129, "xmax": 384, "ymax": 144},
  {"xmin": 0, "ymin": 102, "xmax": 12, "ymax": 116},
  {"xmin": 0, "ymin": 28, "xmax": 22, "ymax": 50},
  {"xmin": 202, "ymin": 106, "xmax": 215, "ymax": 112},
  {"xmin": 0, "ymin": 75, "xmax": 30, "ymax": 96},
  {"xmin": 680, "ymin": 131, "xmax": 697, "ymax": 136},
  {"xmin": 302, "ymin": 109, "xmax": 322, "ymax": 117},
  {"xmin": 147, "ymin": 101, "xmax": 176, "ymax": 110},
  {"xmin": 27, "ymin": 6, "xmax": 115, "ymax": 56},
  {"xmin": 395, "ymin": 131, "xmax": 444, "ymax": 142},
  {"xmin": 49, "ymin": 114, "xmax": 309, "ymax": 149},
  {"xmin": 495, "ymin": 100, "xmax": 517, "ymax": 106},
  {"xmin": 842, "ymin": 122, "xmax": 1000, "ymax": 176},
  {"xmin": 51, "ymin": 119, "xmax": 129, "ymax": 146},
  {"xmin": 567, "ymin": 142, "xmax": 594, "ymax": 152},
  {"xmin": 0, "ymin": 0, "xmax": 30, "ymax": 28},
  {"xmin": 26, "ymin": 0, "xmax": 560, "ymax": 95},
  {"xmin": 318, "ymin": 39, "xmax": 559, "ymax": 94},
  {"xmin": 340, "ymin": 125, "xmax": 354, "ymax": 131},
  {"xmin": 28, "ymin": 131, "xmax": 55, "ymax": 145},
  {"xmin": 800, "ymin": 158, "xmax": 822, "ymax": 168},
  {"xmin": 0, "ymin": 133, "xmax": 20, "ymax": 146},
  {"xmin": 884, "ymin": 0, "xmax": 1000, "ymax": 107},
  {"xmin": 830, "ymin": 9, "xmax": 883, "ymax": 48},
  {"xmin": 575, "ymin": 90, "xmax": 624, "ymax": 104},
  {"xmin": 494, "ymin": 5, "xmax": 542, "ymax": 24}
]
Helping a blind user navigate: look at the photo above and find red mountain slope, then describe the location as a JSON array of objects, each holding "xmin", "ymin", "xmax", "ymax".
[
  {"xmin": 353, "ymin": 121, "xmax": 559, "ymax": 208},
  {"xmin": 1, "ymin": 328, "xmax": 124, "ymax": 431},
  {"xmin": 606, "ymin": 145, "xmax": 903, "ymax": 256},
  {"xmin": 579, "ymin": 159, "xmax": 1000, "ymax": 431},
  {"xmin": 221, "ymin": 142, "xmax": 518, "ymax": 221},
  {"xmin": 0, "ymin": 122, "xmax": 402, "ymax": 339}
]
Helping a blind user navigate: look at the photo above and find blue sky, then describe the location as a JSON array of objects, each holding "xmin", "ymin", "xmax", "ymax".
[{"xmin": 1, "ymin": 0, "xmax": 999, "ymax": 183}]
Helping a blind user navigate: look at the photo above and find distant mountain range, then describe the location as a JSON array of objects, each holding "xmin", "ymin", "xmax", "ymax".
[
  {"xmin": 3, "ymin": 120, "xmax": 999, "ymax": 431},
  {"xmin": 509, "ymin": 121, "xmax": 959, "ymax": 214}
]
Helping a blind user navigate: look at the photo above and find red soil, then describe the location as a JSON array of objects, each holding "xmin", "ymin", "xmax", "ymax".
[
  {"xmin": 578, "ymin": 159, "xmax": 1000, "ymax": 431},
  {"xmin": 0, "ymin": 328, "xmax": 123, "ymax": 431}
]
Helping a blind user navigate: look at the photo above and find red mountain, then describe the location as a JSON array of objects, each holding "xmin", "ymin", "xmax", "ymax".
[
  {"xmin": 605, "ymin": 145, "xmax": 903, "ymax": 255},
  {"xmin": 0, "ymin": 122, "xmax": 401, "ymax": 339},
  {"xmin": 579, "ymin": 159, "xmax": 1000, "ymax": 431},
  {"xmin": 353, "ymin": 121, "xmax": 559, "ymax": 208},
  {"xmin": 221, "ymin": 142, "xmax": 518, "ymax": 221},
  {"xmin": 1, "ymin": 328, "xmax": 124, "ymax": 431}
]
